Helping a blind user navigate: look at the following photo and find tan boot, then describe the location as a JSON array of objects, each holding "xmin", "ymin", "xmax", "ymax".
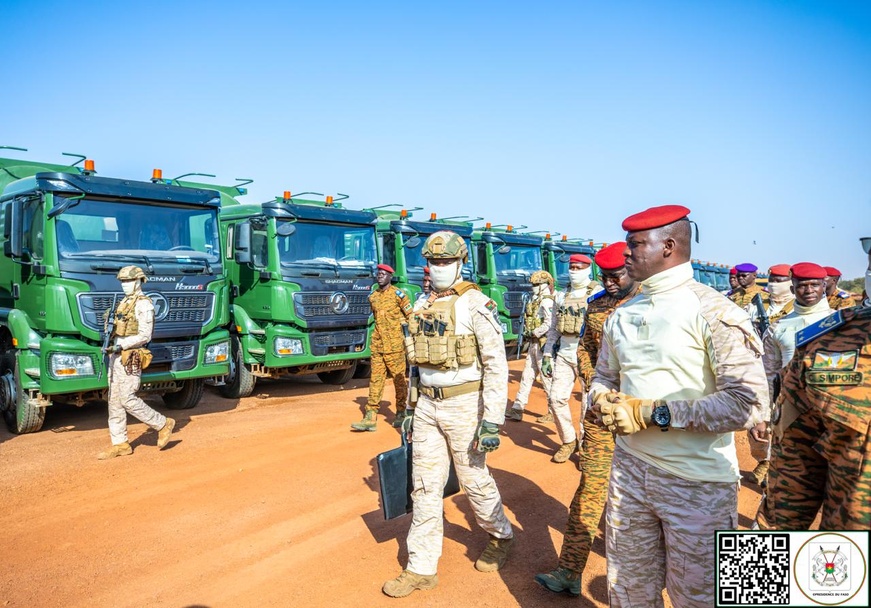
[
  {"xmin": 351, "ymin": 409, "xmax": 377, "ymax": 432},
  {"xmin": 505, "ymin": 408, "xmax": 523, "ymax": 422},
  {"xmin": 475, "ymin": 534, "xmax": 514, "ymax": 572},
  {"xmin": 382, "ymin": 570, "xmax": 438, "ymax": 598},
  {"xmin": 536, "ymin": 412, "xmax": 554, "ymax": 423},
  {"xmin": 535, "ymin": 567, "xmax": 581, "ymax": 596},
  {"xmin": 552, "ymin": 440, "xmax": 576, "ymax": 463},
  {"xmin": 751, "ymin": 460, "xmax": 770, "ymax": 487},
  {"xmin": 157, "ymin": 418, "xmax": 176, "ymax": 449},
  {"xmin": 97, "ymin": 442, "xmax": 133, "ymax": 460}
]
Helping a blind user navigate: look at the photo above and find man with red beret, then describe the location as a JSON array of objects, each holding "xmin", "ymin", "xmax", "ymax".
[
  {"xmin": 351, "ymin": 263, "xmax": 413, "ymax": 431},
  {"xmin": 590, "ymin": 205, "xmax": 768, "ymax": 608},
  {"xmin": 729, "ymin": 262, "xmax": 769, "ymax": 310},
  {"xmin": 415, "ymin": 266, "xmax": 432, "ymax": 305},
  {"xmin": 748, "ymin": 264, "xmax": 795, "ymax": 337},
  {"xmin": 541, "ymin": 253, "xmax": 602, "ymax": 463},
  {"xmin": 761, "ymin": 238, "xmax": 871, "ymax": 531},
  {"xmin": 535, "ymin": 242, "xmax": 640, "ymax": 596},
  {"xmin": 727, "ymin": 267, "xmax": 739, "ymax": 295},
  {"xmin": 823, "ymin": 266, "xmax": 858, "ymax": 311}
]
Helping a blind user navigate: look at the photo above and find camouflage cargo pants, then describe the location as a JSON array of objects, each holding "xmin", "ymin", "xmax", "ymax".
[
  {"xmin": 107, "ymin": 353, "xmax": 166, "ymax": 445},
  {"xmin": 558, "ymin": 408, "xmax": 614, "ymax": 575},
  {"xmin": 513, "ymin": 340, "xmax": 552, "ymax": 409},
  {"xmin": 406, "ymin": 391, "xmax": 513, "ymax": 576},
  {"xmin": 367, "ymin": 350, "xmax": 408, "ymax": 412},
  {"xmin": 548, "ymin": 356, "xmax": 580, "ymax": 444},
  {"xmin": 761, "ymin": 408, "xmax": 870, "ymax": 530},
  {"xmin": 606, "ymin": 446, "xmax": 738, "ymax": 608}
]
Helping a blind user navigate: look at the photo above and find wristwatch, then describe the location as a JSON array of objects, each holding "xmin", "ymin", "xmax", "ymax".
[{"xmin": 651, "ymin": 403, "xmax": 671, "ymax": 431}]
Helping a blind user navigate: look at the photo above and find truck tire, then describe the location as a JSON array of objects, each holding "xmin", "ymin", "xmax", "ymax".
[
  {"xmin": 218, "ymin": 337, "xmax": 255, "ymax": 399},
  {"xmin": 352, "ymin": 360, "xmax": 371, "ymax": 379},
  {"xmin": 162, "ymin": 378, "xmax": 205, "ymax": 410},
  {"xmin": 0, "ymin": 354, "xmax": 46, "ymax": 434},
  {"xmin": 317, "ymin": 363, "xmax": 357, "ymax": 386}
]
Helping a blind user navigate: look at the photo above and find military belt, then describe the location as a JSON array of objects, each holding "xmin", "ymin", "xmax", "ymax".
[{"xmin": 419, "ymin": 380, "xmax": 483, "ymax": 400}]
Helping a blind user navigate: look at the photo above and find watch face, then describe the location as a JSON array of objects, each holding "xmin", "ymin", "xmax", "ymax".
[{"xmin": 652, "ymin": 405, "xmax": 670, "ymax": 428}]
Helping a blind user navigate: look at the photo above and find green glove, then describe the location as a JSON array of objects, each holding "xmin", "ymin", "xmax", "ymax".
[
  {"xmin": 541, "ymin": 356, "xmax": 553, "ymax": 378},
  {"xmin": 475, "ymin": 420, "xmax": 501, "ymax": 453},
  {"xmin": 401, "ymin": 409, "xmax": 415, "ymax": 440}
]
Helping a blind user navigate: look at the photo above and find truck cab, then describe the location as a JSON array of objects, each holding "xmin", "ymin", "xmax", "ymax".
[{"xmin": 0, "ymin": 152, "xmax": 230, "ymax": 433}]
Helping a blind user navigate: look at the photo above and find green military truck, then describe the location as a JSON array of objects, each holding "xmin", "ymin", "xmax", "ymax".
[
  {"xmin": 204, "ymin": 189, "xmax": 378, "ymax": 398},
  {"xmin": 472, "ymin": 224, "xmax": 544, "ymax": 346},
  {"xmin": 0, "ymin": 150, "xmax": 231, "ymax": 433},
  {"xmin": 542, "ymin": 234, "xmax": 599, "ymax": 289},
  {"xmin": 370, "ymin": 206, "xmax": 476, "ymax": 301}
]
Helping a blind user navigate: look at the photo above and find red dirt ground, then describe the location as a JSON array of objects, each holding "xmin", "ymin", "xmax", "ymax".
[{"xmin": 1, "ymin": 359, "xmax": 771, "ymax": 608}]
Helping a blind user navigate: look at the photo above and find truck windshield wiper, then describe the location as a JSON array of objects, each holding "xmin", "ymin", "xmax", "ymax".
[{"xmin": 179, "ymin": 258, "xmax": 214, "ymax": 275}]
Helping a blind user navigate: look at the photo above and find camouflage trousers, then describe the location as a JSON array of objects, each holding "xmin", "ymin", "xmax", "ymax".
[
  {"xmin": 406, "ymin": 391, "xmax": 513, "ymax": 576},
  {"xmin": 367, "ymin": 350, "xmax": 407, "ymax": 412},
  {"xmin": 513, "ymin": 340, "xmax": 552, "ymax": 410},
  {"xmin": 548, "ymin": 356, "xmax": 581, "ymax": 444},
  {"xmin": 759, "ymin": 408, "xmax": 870, "ymax": 530},
  {"xmin": 107, "ymin": 353, "xmax": 166, "ymax": 445},
  {"xmin": 558, "ymin": 408, "xmax": 614, "ymax": 575},
  {"xmin": 606, "ymin": 446, "xmax": 738, "ymax": 608}
]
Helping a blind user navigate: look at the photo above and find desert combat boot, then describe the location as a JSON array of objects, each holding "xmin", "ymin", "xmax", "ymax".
[
  {"xmin": 382, "ymin": 570, "xmax": 438, "ymax": 598},
  {"xmin": 351, "ymin": 409, "xmax": 377, "ymax": 432},
  {"xmin": 535, "ymin": 567, "xmax": 581, "ymax": 596},
  {"xmin": 157, "ymin": 417, "xmax": 176, "ymax": 449},
  {"xmin": 475, "ymin": 534, "xmax": 514, "ymax": 572},
  {"xmin": 97, "ymin": 442, "xmax": 133, "ymax": 460},
  {"xmin": 551, "ymin": 439, "xmax": 577, "ymax": 463}
]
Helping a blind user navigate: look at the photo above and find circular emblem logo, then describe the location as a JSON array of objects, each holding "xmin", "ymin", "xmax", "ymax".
[
  {"xmin": 147, "ymin": 292, "xmax": 170, "ymax": 322},
  {"xmin": 330, "ymin": 292, "xmax": 350, "ymax": 314}
]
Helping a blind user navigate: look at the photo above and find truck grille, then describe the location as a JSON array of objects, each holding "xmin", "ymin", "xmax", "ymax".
[
  {"xmin": 293, "ymin": 292, "xmax": 370, "ymax": 318},
  {"xmin": 312, "ymin": 331, "xmax": 366, "ymax": 347},
  {"xmin": 503, "ymin": 291, "xmax": 527, "ymax": 315},
  {"xmin": 77, "ymin": 291, "xmax": 215, "ymax": 333}
]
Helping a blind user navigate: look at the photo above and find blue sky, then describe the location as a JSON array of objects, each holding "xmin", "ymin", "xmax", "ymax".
[{"xmin": 3, "ymin": 0, "xmax": 870, "ymax": 278}]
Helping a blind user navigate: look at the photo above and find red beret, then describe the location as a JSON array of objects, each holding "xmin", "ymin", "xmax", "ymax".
[
  {"xmin": 621, "ymin": 205, "xmax": 691, "ymax": 232},
  {"xmin": 824, "ymin": 266, "xmax": 841, "ymax": 277},
  {"xmin": 790, "ymin": 262, "xmax": 827, "ymax": 280},
  {"xmin": 594, "ymin": 242, "xmax": 627, "ymax": 270},
  {"xmin": 729, "ymin": 267, "xmax": 738, "ymax": 275},
  {"xmin": 768, "ymin": 264, "xmax": 791, "ymax": 276},
  {"xmin": 569, "ymin": 253, "xmax": 592, "ymax": 265},
  {"xmin": 423, "ymin": 266, "xmax": 430, "ymax": 275},
  {"xmin": 376, "ymin": 263, "xmax": 395, "ymax": 274}
]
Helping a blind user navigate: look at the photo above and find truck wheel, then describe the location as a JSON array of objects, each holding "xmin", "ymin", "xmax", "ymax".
[
  {"xmin": 0, "ymin": 354, "xmax": 46, "ymax": 434},
  {"xmin": 218, "ymin": 337, "xmax": 255, "ymax": 399},
  {"xmin": 318, "ymin": 363, "xmax": 357, "ymax": 386},
  {"xmin": 162, "ymin": 378, "xmax": 205, "ymax": 410},
  {"xmin": 352, "ymin": 361, "xmax": 371, "ymax": 379}
]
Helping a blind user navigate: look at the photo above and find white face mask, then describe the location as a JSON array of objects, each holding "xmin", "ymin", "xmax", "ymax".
[
  {"xmin": 533, "ymin": 284, "xmax": 546, "ymax": 297},
  {"xmin": 430, "ymin": 261, "xmax": 461, "ymax": 291},
  {"xmin": 768, "ymin": 281, "xmax": 792, "ymax": 299},
  {"xmin": 121, "ymin": 280, "xmax": 138, "ymax": 296},
  {"xmin": 569, "ymin": 268, "xmax": 591, "ymax": 290}
]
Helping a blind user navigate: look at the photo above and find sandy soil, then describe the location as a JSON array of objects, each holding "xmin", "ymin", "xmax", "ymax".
[{"xmin": 0, "ymin": 359, "xmax": 769, "ymax": 608}]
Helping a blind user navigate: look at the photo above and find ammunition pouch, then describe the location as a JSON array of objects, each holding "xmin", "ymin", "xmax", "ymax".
[
  {"xmin": 409, "ymin": 367, "xmax": 420, "ymax": 406},
  {"xmin": 556, "ymin": 305, "xmax": 584, "ymax": 335},
  {"xmin": 121, "ymin": 348, "xmax": 152, "ymax": 374},
  {"xmin": 405, "ymin": 296, "xmax": 479, "ymax": 370}
]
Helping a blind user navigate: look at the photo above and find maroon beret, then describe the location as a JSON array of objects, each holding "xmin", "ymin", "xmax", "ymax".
[
  {"xmin": 823, "ymin": 266, "xmax": 841, "ymax": 277},
  {"xmin": 768, "ymin": 264, "xmax": 791, "ymax": 277},
  {"xmin": 729, "ymin": 267, "xmax": 738, "ymax": 275},
  {"xmin": 621, "ymin": 205, "xmax": 691, "ymax": 232},
  {"xmin": 376, "ymin": 263, "xmax": 395, "ymax": 274},
  {"xmin": 423, "ymin": 266, "xmax": 430, "ymax": 275},
  {"xmin": 569, "ymin": 253, "xmax": 592, "ymax": 265},
  {"xmin": 594, "ymin": 242, "xmax": 627, "ymax": 271},
  {"xmin": 790, "ymin": 262, "xmax": 827, "ymax": 280}
]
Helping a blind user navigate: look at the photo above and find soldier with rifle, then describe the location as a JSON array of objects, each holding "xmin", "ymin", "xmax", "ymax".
[{"xmin": 749, "ymin": 264, "xmax": 795, "ymax": 337}]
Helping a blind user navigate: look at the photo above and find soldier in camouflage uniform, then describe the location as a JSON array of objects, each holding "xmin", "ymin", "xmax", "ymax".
[
  {"xmin": 383, "ymin": 231, "xmax": 513, "ymax": 598},
  {"xmin": 759, "ymin": 239, "xmax": 871, "ymax": 531},
  {"xmin": 824, "ymin": 266, "xmax": 859, "ymax": 311},
  {"xmin": 97, "ymin": 266, "xmax": 175, "ymax": 460},
  {"xmin": 541, "ymin": 254, "xmax": 602, "ymax": 463},
  {"xmin": 535, "ymin": 242, "xmax": 639, "ymax": 596},
  {"xmin": 506, "ymin": 270, "xmax": 555, "ymax": 421},
  {"xmin": 748, "ymin": 264, "xmax": 795, "ymax": 336},
  {"xmin": 729, "ymin": 262, "xmax": 769, "ymax": 311},
  {"xmin": 590, "ymin": 206, "xmax": 769, "ymax": 608},
  {"xmin": 352, "ymin": 263, "xmax": 413, "ymax": 431}
]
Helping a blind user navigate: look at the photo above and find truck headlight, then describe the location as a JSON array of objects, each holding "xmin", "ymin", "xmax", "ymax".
[
  {"xmin": 205, "ymin": 341, "xmax": 229, "ymax": 364},
  {"xmin": 500, "ymin": 322, "xmax": 509, "ymax": 334},
  {"xmin": 49, "ymin": 353, "xmax": 95, "ymax": 378},
  {"xmin": 275, "ymin": 337, "xmax": 304, "ymax": 356}
]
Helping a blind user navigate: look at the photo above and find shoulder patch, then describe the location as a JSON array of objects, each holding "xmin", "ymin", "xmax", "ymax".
[
  {"xmin": 588, "ymin": 290, "xmax": 607, "ymax": 304},
  {"xmin": 796, "ymin": 310, "xmax": 844, "ymax": 347},
  {"xmin": 395, "ymin": 289, "xmax": 405, "ymax": 298},
  {"xmin": 484, "ymin": 299, "xmax": 498, "ymax": 312}
]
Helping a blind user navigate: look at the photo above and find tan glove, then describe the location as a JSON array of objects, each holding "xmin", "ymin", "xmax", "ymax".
[
  {"xmin": 590, "ymin": 389, "xmax": 616, "ymax": 419},
  {"xmin": 599, "ymin": 393, "xmax": 660, "ymax": 435}
]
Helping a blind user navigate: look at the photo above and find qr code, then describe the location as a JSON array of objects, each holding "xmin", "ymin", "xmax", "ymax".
[{"xmin": 718, "ymin": 532, "xmax": 790, "ymax": 605}]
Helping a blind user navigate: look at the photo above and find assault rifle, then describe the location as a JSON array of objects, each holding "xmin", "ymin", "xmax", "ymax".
[
  {"xmin": 98, "ymin": 294, "xmax": 119, "ymax": 381},
  {"xmin": 515, "ymin": 292, "xmax": 530, "ymax": 360},
  {"xmin": 752, "ymin": 293, "xmax": 770, "ymax": 337}
]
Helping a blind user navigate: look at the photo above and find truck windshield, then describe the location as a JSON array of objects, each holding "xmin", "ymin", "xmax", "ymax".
[
  {"xmin": 405, "ymin": 235, "xmax": 474, "ymax": 277},
  {"xmin": 277, "ymin": 221, "xmax": 377, "ymax": 271},
  {"xmin": 494, "ymin": 245, "xmax": 540, "ymax": 275},
  {"xmin": 55, "ymin": 197, "xmax": 220, "ymax": 265}
]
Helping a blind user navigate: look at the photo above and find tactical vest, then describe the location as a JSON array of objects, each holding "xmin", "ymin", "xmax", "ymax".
[
  {"xmin": 555, "ymin": 284, "xmax": 597, "ymax": 335},
  {"xmin": 403, "ymin": 282, "xmax": 480, "ymax": 370},
  {"xmin": 523, "ymin": 294, "xmax": 553, "ymax": 337},
  {"xmin": 112, "ymin": 294, "xmax": 150, "ymax": 338}
]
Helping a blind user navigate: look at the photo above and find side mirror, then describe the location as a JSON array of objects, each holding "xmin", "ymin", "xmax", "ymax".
[
  {"xmin": 3, "ymin": 199, "xmax": 23, "ymax": 258},
  {"xmin": 276, "ymin": 223, "xmax": 296, "ymax": 237},
  {"xmin": 404, "ymin": 235, "xmax": 421, "ymax": 249},
  {"xmin": 234, "ymin": 222, "xmax": 252, "ymax": 265},
  {"xmin": 497, "ymin": 245, "xmax": 511, "ymax": 255},
  {"xmin": 558, "ymin": 253, "xmax": 570, "ymax": 263}
]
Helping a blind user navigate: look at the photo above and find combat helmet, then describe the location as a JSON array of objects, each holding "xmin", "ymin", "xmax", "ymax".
[
  {"xmin": 117, "ymin": 265, "xmax": 148, "ymax": 282},
  {"xmin": 422, "ymin": 231, "xmax": 468, "ymax": 264},
  {"xmin": 530, "ymin": 270, "xmax": 554, "ymax": 288}
]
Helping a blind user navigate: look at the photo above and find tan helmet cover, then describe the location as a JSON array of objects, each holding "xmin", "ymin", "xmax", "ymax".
[{"xmin": 422, "ymin": 230, "xmax": 469, "ymax": 264}]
